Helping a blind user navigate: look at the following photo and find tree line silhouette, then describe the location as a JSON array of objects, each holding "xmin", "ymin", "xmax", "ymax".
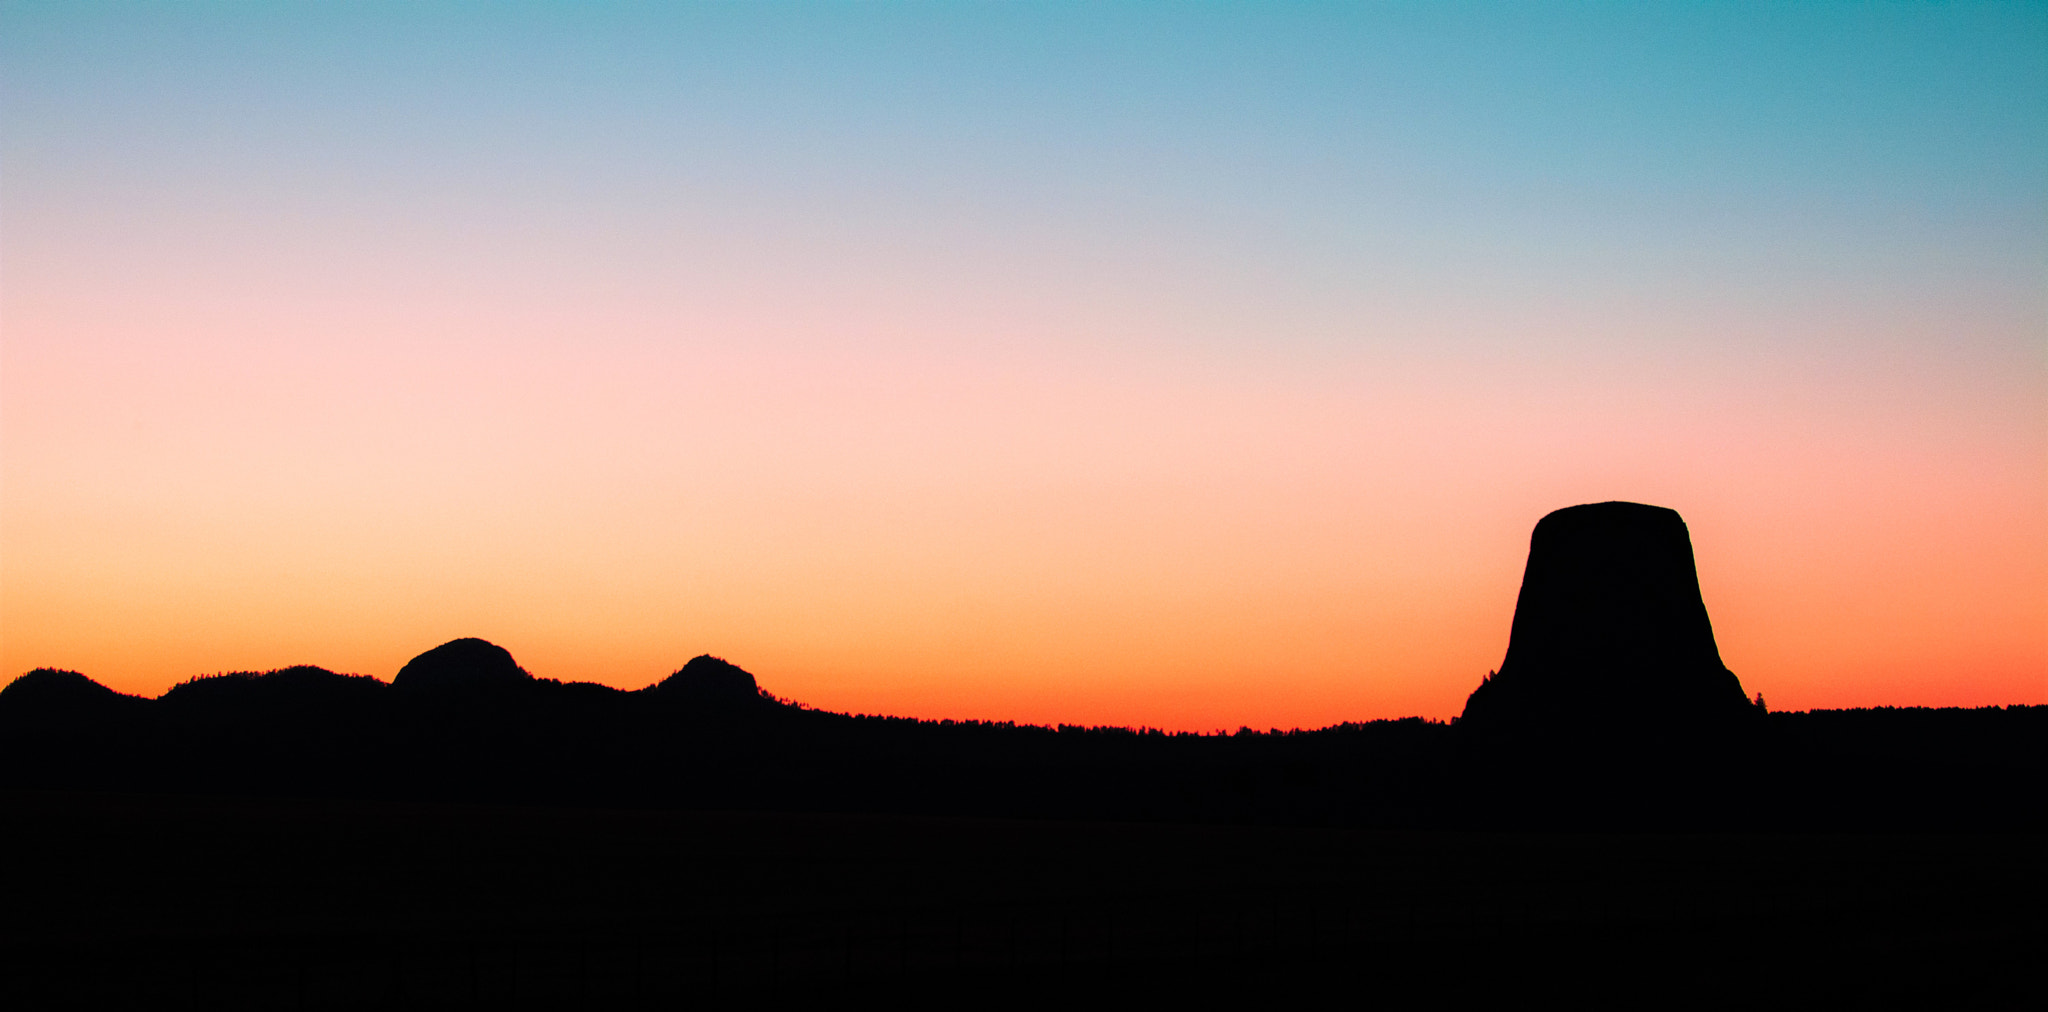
[
  {"xmin": 2, "ymin": 643, "xmax": 2038, "ymax": 831},
  {"xmin": 2, "ymin": 503, "xmax": 2040, "ymax": 1005}
]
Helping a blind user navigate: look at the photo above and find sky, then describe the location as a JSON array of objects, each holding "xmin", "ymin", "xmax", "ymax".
[{"xmin": 3, "ymin": 2, "xmax": 2043, "ymax": 729}]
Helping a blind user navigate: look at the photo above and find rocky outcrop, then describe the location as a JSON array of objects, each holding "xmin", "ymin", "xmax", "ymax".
[
  {"xmin": 1461, "ymin": 502, "xmax": 1755, "ymax": 733},
  {"xmin": 651, "ymin": 655, "xmax": 775, "ymax": 709},
  {"xmin": 392, "ymin": 638, "xmax": 532, "ymax": 694}
]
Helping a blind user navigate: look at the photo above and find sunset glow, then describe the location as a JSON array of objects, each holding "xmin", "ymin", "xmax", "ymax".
[{"xmin": 3, "ymin": 3, "xmax": 2042, "ymax": 729}]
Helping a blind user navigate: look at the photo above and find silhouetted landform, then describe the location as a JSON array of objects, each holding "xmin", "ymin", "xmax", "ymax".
[
  {"xmin": 1450, "ymin": 502, "xmax": 1772, "ymax": 820},
  {"xmin": 0, "ymin": 667, "xmax": 149, "ymax": 719},
  {"xmin": 3, "ymin": 505, "xmax": 2040, "ymax": 1007},
  {"xmin": 161, "ymin": 665, "xmax": 387, "ymax": 710},
  {"xmin": 1460, "ymin": 501, "xmax": 1756, "ymax": 732},
  {"xmin": 652, "ymin": 654, "xmax": 782, "ymax": 709},
  {"xmin": 1, "ymin": 502, "xmax": 2039, "ymax": 831},
  {"xmin": 391, "ymin": 637, "xmax": 531, "ymax": 694},
  {"xmin": 0, "ymin": 636, "xmax": 2039, "ymax": 832}
]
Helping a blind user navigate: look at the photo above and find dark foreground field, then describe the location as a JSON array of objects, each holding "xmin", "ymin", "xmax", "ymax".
[{"xmin": 2, "ymin": 790, "xmax": 2038, "ymax": 1009}]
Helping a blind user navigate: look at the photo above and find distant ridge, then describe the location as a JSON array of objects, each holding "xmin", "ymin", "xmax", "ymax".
[
  {"xmin": 0, "ymin": 646, "xmax": 2038, "ymax": 830},
  {"xmin": 161, "ymin": 666, "xmax": 388, "ymax": 708},
  {"xmin": 0, "ymin": 667, "xmax": 146, "ymax": 718},
  {"xmin": 145, "ymin": 668, "xmax": 390, "ymax": 748},
  {"xmin": 0, "ymin": 505, "xmax": 2039, "ymax": 832}
]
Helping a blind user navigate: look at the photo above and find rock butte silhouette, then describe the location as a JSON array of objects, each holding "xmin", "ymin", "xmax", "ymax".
[
  {"xmin": 1460, "ymin": 501, "xmax": 1756, "ymax": 733},
  {"xmin": 2, "ymin": 505, "xmax": 1759, "ymax": 734},
  {"xmin": 0, "ymin": 505, "xmax": 2041, "ymax": 836},
  {"xmin": 391, "ymin": 637, "xmax": 532, "ymax": 693}
]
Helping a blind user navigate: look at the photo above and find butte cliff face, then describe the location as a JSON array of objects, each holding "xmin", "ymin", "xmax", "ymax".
[{"xmin": 1461, "ymin": 502, "xmax": 1755, "ymax": 733}]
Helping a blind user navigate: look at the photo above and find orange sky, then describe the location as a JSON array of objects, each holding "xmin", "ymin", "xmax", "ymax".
[{"xmin": 4, "ymin": 298, "xmax": 2040, "ymax": 728}]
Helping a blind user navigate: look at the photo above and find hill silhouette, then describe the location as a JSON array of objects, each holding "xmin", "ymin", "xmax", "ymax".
[
  {"xmin": 392, "ymin": 637, "xmax": 532, "ymax": 694},
  {"xmin": 0, "ymin": 503, "xmax": 2038, "ymax": 831},
  {"xmin": 0, "ymin": 504, "xmax": 2039, "ymax": 1006},
  {"xmin": 0, "ymin": 643, "xmax": 2036, "ymax": 832},
  {"xmin": 161, "ymin": 665, "xmax": 389, "ymax": 710},
  {"xmin": 651, "ymin": 655, "xmax": 779, "ymax": 709},
  {"xmin": 0, "ymin": 667, "xmax": 148, "ymax": 718}
]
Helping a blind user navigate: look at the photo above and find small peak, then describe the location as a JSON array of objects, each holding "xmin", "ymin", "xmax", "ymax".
[
  {"xmin": 0, "ymin": 668, "xmax": 146, "ymax": 715},
  {"xmin": 653, "ymin": 655, "xmax": 769, "ymax": 706},
  {"xmin": 392, "ymin": 638, "xmax": 532, "ymax": 693}
]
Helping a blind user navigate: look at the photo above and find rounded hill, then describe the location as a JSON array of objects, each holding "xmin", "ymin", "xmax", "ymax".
[{"xmin": 393, "ymin": 639, "xmax": 531, "ymax": 693}]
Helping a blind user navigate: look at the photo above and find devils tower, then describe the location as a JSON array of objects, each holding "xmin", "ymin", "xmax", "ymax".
[{"xmin": 1461, "ymin": 502, "xmax": 1755, "ymax": 733}]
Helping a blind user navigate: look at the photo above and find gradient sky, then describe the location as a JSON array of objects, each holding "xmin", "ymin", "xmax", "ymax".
[{"xmin": 3, "ymin": 3, "xmax": 2043, "ymax": 729}]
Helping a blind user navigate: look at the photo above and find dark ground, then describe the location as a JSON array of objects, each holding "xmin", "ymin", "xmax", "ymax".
[
  {"xmin": 1, "ymin": 790, "xmax": 2038, "ymax": 1009},
  {"xmin": 3, "ymin": 667, "xmax": 2040, "ymax": 1007}
]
